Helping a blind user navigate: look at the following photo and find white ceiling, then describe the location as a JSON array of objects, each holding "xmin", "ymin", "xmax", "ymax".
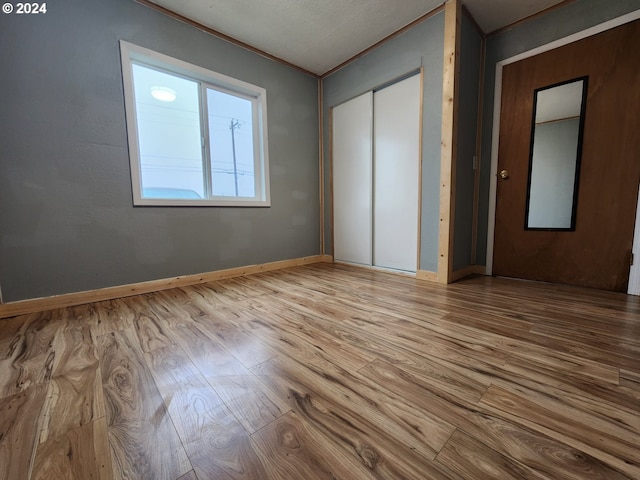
[{"xmin": 147, "ymin": 0, "xmax": 567, "ymax": 75}]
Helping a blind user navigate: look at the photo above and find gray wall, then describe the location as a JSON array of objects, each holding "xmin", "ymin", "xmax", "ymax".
[
  {"xmin": 322, "ymin": 12, "xmax": 445, "ymax": 272},
  {"xmin": 0, "ymin": 0, "xmax": 319, "ymax": 302},
  {"xmin": 453, "ymin": 11, "xmax": 483, "ymax": 271},
  {"xmin": 476, "ymin": 0, "xmax": 640, "ymax": 265}
]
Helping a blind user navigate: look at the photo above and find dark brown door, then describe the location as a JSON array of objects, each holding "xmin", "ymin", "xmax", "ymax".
[{"xmin": 493, "ymin": 19, "xmax": 640, "ymax": 292}]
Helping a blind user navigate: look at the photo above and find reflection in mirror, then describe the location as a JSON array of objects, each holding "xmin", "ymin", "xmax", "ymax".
[{"xmin": 525, "ymin": 77, "xmax": 588, "ymax": 230}]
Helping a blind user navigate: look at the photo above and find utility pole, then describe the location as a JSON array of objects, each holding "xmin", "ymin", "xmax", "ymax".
[{"xmin": 229, "ymin": 118, "xmax": 241, "ymax": 196}]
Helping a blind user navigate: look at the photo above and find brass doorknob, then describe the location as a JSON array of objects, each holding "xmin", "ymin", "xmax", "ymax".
[{"xmin": 499, "ymin": 169, "xmax": 509, "ymax": 179}]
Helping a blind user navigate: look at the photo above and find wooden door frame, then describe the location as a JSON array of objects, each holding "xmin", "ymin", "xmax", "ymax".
[
  {"xmin": 628, "ymin": 184, "xmax": 640, "ymax": 295},
  {"xmin": 485, "ymin": 10, "xmax": 640, "ymax": 278}
]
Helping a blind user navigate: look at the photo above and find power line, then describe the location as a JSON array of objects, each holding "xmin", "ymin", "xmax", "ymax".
[{"xmin": 229, "ymin": 118, "xmax": 241, "ymax": 196}]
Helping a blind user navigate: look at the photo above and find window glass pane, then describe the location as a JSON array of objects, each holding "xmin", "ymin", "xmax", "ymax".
[
  {"xmin": 206, "ymin": 88, "xmax": 255, "ymax": 197},
  {"xmin": 132, "ymin": 64, "xmax": 204, "ymax": 199}
]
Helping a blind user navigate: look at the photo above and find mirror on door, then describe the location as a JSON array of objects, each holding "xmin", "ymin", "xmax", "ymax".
[{"xmin": 524, "ymin": 76, "xmax": 588, "ymax": 230}]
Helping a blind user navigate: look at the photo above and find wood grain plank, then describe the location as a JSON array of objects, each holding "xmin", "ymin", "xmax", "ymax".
[
  {"xmin": 181, "ymin": 283, "xmax": 249, "ymax": 310},
  {"xmin": 191, "ymin": 313, "xmax": 276, "ymax": 368},
  {"xmin": 161, "ymin": 287, "xmax": 210, "ymax": 320},
  {"xmin": 242, "ymin": 294, "xmax": 492, "ymax": 404},
  {"xmin": 251, "ymin": 356, "xmax": 459, "ymax": 478},
  {"xmin": 240, "ymin": 297, "xmax": 377, "ymax": 372},
  {"xmin": 251, "ymin": 411, "xmax": 380, "ymax": 480},
  {"xmin": 32, "ymin": 417, "xmax": 113, "ymax": 480},
  {"xmin": 517, "ymin": 322, "xmax": 640, "ymax": 373},
  {"xmin": 39, "ymin": 318, "xmax": 105, "ymax": 443},
  {"xmin": 167, "ymin": 323, "xmax": 249, "ymax": 378},
  {"xmin": 0, "ymin": 385, "xmax": 47, "ymax": 480},
  {"xmin": 428, "ymin": 311, "xmax": 621, "ymax": 385},
  {"xmin": 531, "ymin": 320, "xmax": 640, "ymax": 350},
  {"xmin": 242, "ymin": 291, "xmax": 377, "ymax": 364},
  {"xmin": 436, "ymin": 429, "xmax": 551, "ymax": 480},
  {"xmin": 98, "ymin": 328, "xmax": 191, "ymax": 480},
  {"xmin": 4, "ymin": 263, "xmax": 640, "ymax": 479},
  {"xmin": 144, "ymin": 344, "xmax": 269, "ymax": 479},
  {"xmin": 491, "ymin": 380, "xmax": 640, "ymax": 440},
  {"xmin": 177, "ymin": 471, "xmax": 199, "ymax": 480},
  {"xmin": 500, "ymin": 354, "xmax": 640, "ymax": 413},
  {"xmin": 240, "ymin": 304, "xmax": 488, "ymax": 442},
  {"xmin": 442, "ymin": 305, "xmax": 536, "ymax": 334},
  {"xmin": 0, "ymin": 310, "xmax": 59, "ymax": 399},
  {"xmin": 131, "ymin": 302, "xmax": 174, "ymax": 353},
  {"xmin": 246, "ymin": 280, "xmax": 630, "ymax": 416},
  {"xmin": 167, "ymin": 322, "xmax": 289, "ymax": 434},
  {"xmin": 207, "ymin": 374, "xmax": 289, "ymax": 434},
  {"xmin": 479, "ymin": 385, "xmax": 640, "ymax": 478},
  {"xmin": 93, "ymin": 298, "xmax": 135, "ymax": 337},
  {"xmin": 240, "ymin": 311, "xmax": 374, "ymax": 378},
  {"xmin": 209, "ymin": 276, "xmax": 278, "ymax": 299},
  {"xmin": 273, "ymin": 286, "xmax": 512, "ymax": 368},
  {"xmin": 264, "ymin": 294, "xmax": 507, "ymax": 401},
  {"xmin": 340, "ymin": 290, "xmax": 621, "ymax": 385},
  {"xmin": 141, "ymin": 291, "xmax": 195, "ymax": 329},
  {"xmin": 190, "ymin": 279, "xmax": 267, "ymax": 305},
  {"xmin": 620, "ymin": 369, "xmax": 640, "ymax": 390},
  {"xmin": 359, "ymin": 358, "xmax": 634, "ymax": 480},
  {"xmin": 0, "ymin": 313, "xmax": 32, "ymax": 356}
]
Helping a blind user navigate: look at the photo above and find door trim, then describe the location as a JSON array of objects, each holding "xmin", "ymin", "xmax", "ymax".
[
  {"xmin": 628, "ymin": 184, "xmax": 640, "ymax": 295},
  {"xmin": 485, "ymin": 10, "xmax": 640, "ymax": 275}
]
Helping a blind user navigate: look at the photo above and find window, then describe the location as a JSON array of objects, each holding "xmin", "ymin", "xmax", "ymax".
[{"xmin": 120, "ymin": 41, "xmax": 270, "ymax": 206}]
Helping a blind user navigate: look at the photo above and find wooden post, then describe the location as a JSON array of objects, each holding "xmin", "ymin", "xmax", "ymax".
[{"xmin": 438, "ymin": 0, "xmax": 461, "ymax": 284}]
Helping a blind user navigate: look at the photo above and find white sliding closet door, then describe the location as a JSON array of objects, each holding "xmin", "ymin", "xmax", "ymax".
[
  {"xmin": 373, "ymin": 75, "xmax": 420, "ymax": 272},
  {"xmin": 332, "ymin": 92, "xmax": 373, "ymax": 265}
]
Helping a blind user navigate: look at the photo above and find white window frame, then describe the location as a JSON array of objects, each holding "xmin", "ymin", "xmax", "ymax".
[{"xmin": 120, "ymin": 41, "xmax": 271, "ymax": 207}]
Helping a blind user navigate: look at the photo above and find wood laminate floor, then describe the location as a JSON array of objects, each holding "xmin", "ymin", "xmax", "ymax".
[{"xmin": 0, "ymin": 263, "xmax": 639, "ymax": 479}]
